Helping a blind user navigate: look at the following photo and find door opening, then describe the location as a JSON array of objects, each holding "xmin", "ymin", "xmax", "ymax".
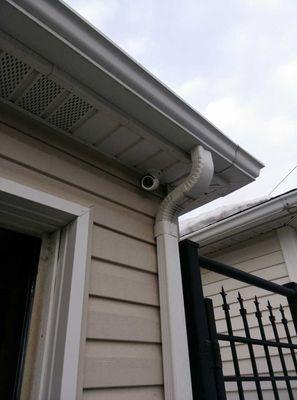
[{"xmin": 0, "ymin": 226, "xmax": 41, "ymax": 399}]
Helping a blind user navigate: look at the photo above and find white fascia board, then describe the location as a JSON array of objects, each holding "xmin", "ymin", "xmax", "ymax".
[
  {"xmin": 1, "ymin": 0, "xmax": 263, "ymax": 183},
  {"xmin": 184, "ymin": 191, "xmax": 297, "ymax": 245}
]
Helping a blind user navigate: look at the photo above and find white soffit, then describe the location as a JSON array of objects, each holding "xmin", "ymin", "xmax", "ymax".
[
  {"xmin": 0, "ymin": 0, "xmax": 264, "ymax": 210},
  {"xmin": 0, "ymin": 37, "xmax": 188, "ymax": 183}
]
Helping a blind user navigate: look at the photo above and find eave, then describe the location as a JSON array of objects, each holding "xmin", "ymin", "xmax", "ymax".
[
  {"xmin": 0, "ymin": 0, "xmax": 264, "ymax": 212},
  {"xmin": 183, "ymin": 190, "xmax": 297, "ymax": 253}
]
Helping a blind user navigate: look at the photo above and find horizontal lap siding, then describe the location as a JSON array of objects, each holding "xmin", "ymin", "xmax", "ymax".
[
  {"xmin": 83, "ymin": 386, "xmax": 164, "ymax": 400},
  {"xmin": 225, "ymin": 383, "xmax": 297, "ymax": 400},
  {"xmin": 92, "ymin": 226, "xmax": 157, "ymax": 273},
  {"xmin": 87, "ymin": 297, "xmax": 161, "ymax": 343},
  {"xmin": 90, "ymin": 259, "xmax": 159, "ymax": 306},
  {"xmin": 87, "ymin": 225, "xmax": 163, "ymax": 396},
  {"xmin": 0, "ymin": 123, "xmax": 164, "ymax": 398},
  {"xmin": 0, "ymin": 123, "xmax": 160, "ymax": 218},
  {"xmin": 84, "ymin": 342, "xmax": 163, "ymax": 388},
  {"xmin": 202, "ymin": 232, "xmax": 296, "ymax": 400}
]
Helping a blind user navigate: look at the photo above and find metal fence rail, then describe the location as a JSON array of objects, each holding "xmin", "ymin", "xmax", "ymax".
[{"xmin": 198, "ymin": 255, "xmax": 296, "ymax": 297}]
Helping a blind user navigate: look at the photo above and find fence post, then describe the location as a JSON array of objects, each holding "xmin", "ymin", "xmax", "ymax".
[
  {"xmin": 204, "ymin": 298, "xmax": 227, "ymax": 400},
  {"xmin": 284, "ymin": 282, "xmax": 297, "ymax": 334},
  {"xmin": 179, "ymin": 239, "xmax": 218, "ymax": 400}
]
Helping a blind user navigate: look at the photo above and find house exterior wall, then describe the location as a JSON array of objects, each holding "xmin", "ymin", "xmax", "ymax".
[
  {"xmin": 0, "ymin": 120, "xmax": 164, "ymax": 399},
  {"xmin": 201, "ymin": 231, "xmax": 296, "ymax": 399}
]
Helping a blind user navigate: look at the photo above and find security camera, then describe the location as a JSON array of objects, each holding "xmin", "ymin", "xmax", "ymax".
[{"xmin": 140, "ymin": 173, "xmax": 160, "ymax": 191}]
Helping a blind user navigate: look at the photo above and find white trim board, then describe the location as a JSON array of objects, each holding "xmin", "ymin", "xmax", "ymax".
[
  {"xmin": 0, "ymin": 176, "xmax": 87, "ymax": 217},
  {"xmin": 277, "ymin": 226, "xmax": 297, "ymax": 283},
  {"xmin": 0, "ymin": 176, "xmax": 92, "ymax": 400}
]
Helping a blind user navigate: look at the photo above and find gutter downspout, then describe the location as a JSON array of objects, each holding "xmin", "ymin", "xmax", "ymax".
[{"xmin": 154, "ymin": 145, "xmax": 214, "ymax": 400}]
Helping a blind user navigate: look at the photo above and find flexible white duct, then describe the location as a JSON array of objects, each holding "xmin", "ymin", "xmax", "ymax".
[{"xmin": 155, "ymin": 145, "xmax": 213, "ymax": 237}]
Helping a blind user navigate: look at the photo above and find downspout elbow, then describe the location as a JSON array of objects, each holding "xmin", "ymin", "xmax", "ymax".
[{"xmin": 154, "ymin": 145, "xmax": 214, "ymax": 238}]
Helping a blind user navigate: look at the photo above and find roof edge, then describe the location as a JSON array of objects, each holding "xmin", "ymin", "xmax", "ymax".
[
  {"xmin": 182, "ymin": 190, "xmax": 297, "ymax": 245},
  {"xmin": 5, "ymin": 0, "xmax": 264, "ymax": 180}
]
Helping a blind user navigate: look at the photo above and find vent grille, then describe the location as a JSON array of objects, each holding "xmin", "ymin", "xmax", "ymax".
[
  {"xmin": 0, "ymin": 52, "xmax": 31, "ymax": 98},
  {"xmin": 17, "ymin": 75, "xmax": 63, "ymax": 116},
  {"xmin": 0, "ymin": 49, "xmax": 94, "ymax": 133},
  {"xmin": 47, "ymin": 94, "xmax": 94, "ymax": 132}
]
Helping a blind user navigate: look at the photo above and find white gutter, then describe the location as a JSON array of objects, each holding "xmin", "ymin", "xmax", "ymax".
[
  {"xmin": 183, "ymin": 190, "xmax": 297, "ymax": 247},
  {"xmin": 154, "ymin": 146, "xmax": 214, "ymax": 400},
  {"xmin": 1, "ymin": 0, "xmax": 264, "ymax": 181}
]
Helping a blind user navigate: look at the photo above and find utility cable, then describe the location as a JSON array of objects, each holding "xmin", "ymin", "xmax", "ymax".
[{"xmin": 269, "ymin": 164, "xmax": 297, "ymax": 196}]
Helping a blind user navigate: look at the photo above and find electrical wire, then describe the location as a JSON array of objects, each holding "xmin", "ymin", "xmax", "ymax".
[{"xmin": 269, "ymin": 164, "xmax": 297, "ymax": 196}]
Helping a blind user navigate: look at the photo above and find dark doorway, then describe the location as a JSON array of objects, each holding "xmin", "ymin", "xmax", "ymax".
[{"xmin": 0, "ymin": 227, "xmax": 41, "ymax": 400}]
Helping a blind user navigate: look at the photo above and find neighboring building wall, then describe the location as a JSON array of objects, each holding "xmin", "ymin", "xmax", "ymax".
[
  {"xmin": 0, "ymin": 120, "xmax": 164, "ymax": 399},
  {"xmin": 201, "ymin": 231, "xmax": 296, "ymax": 400}
]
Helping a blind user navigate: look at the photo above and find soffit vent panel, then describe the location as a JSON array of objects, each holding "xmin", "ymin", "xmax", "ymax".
[
  {"xmin": 0, "ymin": 44, "xmax": 226, "ymax": 207},
  {"xmin": 0, "ymin": 51, "xmax": 95, "ymax": 134},
  {"xmin": 17, "ymin": 74, "xmax": 63, "ymax": 116},
  {"xmin": 47, "ymin": 94, "xmax": 94, "ymax": 132},
  {"xmin": 0, "ymin": 52, "xmax": 31, "ymax": 99},
  {"xmin": 0, "ymin": 47, "xmax": 190, "ymax": 173}
]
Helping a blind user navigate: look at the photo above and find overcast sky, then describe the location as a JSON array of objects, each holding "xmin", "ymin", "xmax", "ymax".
[{"xmin": 65, "ymin": 0, "xmax": 297, "ymax": 217}]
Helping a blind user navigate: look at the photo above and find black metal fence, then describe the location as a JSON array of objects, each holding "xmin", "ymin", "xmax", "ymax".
[{"xmin": 179, "ymin": 240, "xmax": 297, "ymax": 400}]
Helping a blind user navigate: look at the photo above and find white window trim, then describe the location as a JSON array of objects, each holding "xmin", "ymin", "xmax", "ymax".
[
  {"xmin": 0, "ymin": 176, "xmax": 93, "ymax": 400},
  {"xmin": 277, "ymin": 226, "xmax": 297, "ymax": 282}
]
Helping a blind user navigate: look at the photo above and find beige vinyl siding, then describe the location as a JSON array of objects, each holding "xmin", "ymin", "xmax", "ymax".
[
  {"xmin": 202, "ymin": 231, "xmax": 296, "ymax": 400},
  {"xmin": 0, "ymin": 121, "xmax": 164, "ymax": 399},
  {"xmin": 83, "ymin": 386, "xmax": 164, "ymax": 400}
]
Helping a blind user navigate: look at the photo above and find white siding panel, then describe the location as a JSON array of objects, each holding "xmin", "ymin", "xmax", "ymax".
[
  {"xmin": 208, "ymin": 277, "xmax": 289, "ymax": 312},
  {"xmin": 206, "ymin": 232, "xmax": 281, "ymax": 265},
  {"xmin": 218, "ymin": 321, "xmax": 295, "ymax": 343},
  {"xmin": 84, "ymin": 342, "xmax": 163, "ymax": 388},
  {"xmin": 220, "ymin": 339, "xmax": 296, "ymax": 361},
  {"xmin": 90, "ymin": 259, "xmax": 159, "ymax": 306},
  {"xmin": 92, "ymin": 225, "xmax": 157, "ymax": 273},
  {"xmin": 215, "ymin": 311, "xmax": 288, "ymax": 337},
  {"xmin": 214, "ymin": 293, "xmax": 290, "ymax": 322},
  {"xmin": 203, "ymin": 232, "xmax": 296, "ymax": 400},
  {"xmin": 83, "ymin": 386, "xmax": 164, "ymax": 400},
  {"xmin": 226, "ymin": 385, "xmax": 297, "ymax": 400},
  {"xmin": 204, "ymin": 262, "xmax": 287, "ymax": 297},
  {"xmin": 202, "ymin": 250, "xmax": 284, "ymax": 285},
  {"xmin": 0, "ymin": 123, "xmax": 160, "ymax": 216},
  {"xmin": 87, "ymin": 298, "xmax": 161, "ymax": 343},
  {"xmin": 223, "ymin": 353, "xmax": 296, "ymax": 375}
]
